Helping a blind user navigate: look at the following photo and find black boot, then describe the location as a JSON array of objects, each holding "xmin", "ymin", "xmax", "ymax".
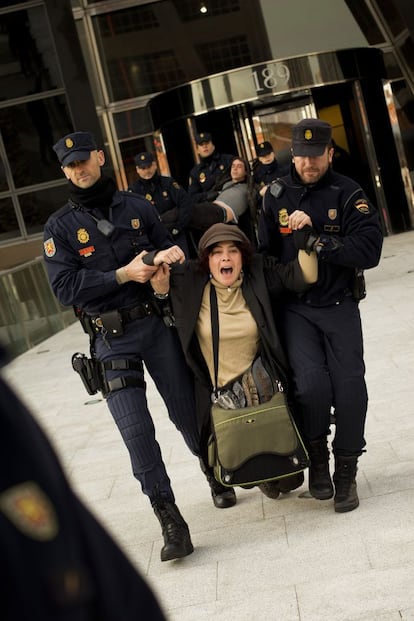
[
  {"xmin": 199, "ymin": 458, "xmax": 236, "ymax": 508},
  {"xmin": 207, "ymin": 474, "xmax": 237, "ymax": 508},
  {"xmin": 152, "ymin": 499, "xmax": 194, "ymax": 561},
  {"xmin": 307, "ymin": 436, "xmax": 334, "ymax": 500},
  {"xmin": 259, "ymin": 471, "xmax": 304, "ymax": 499},
  {"xmin": 333, "ymin": 456, "xmax": 359, "ymax": 513}
]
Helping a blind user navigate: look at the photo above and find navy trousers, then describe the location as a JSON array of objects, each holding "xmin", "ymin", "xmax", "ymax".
[
  {"xmin": 94, "ymin": 314, "xmax": 200, "ymax": 503},
  {"xmin": 279, "ymin": 296, "xmax": 368, "ymax": 456}
]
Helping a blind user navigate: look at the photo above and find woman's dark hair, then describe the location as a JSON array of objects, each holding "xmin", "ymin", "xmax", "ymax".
[{"xmin": 198, "ymin": 238, "xmax": 253, "ymax": 273}]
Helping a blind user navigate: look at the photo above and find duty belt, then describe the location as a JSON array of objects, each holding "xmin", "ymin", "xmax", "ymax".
[{"xmin": 89, "ymin": 302, "xmax": 155, "ymax": 335}]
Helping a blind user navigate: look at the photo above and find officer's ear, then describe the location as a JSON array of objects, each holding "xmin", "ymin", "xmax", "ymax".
[{"xmin": 97, "ymin": 149, "xmax": 106, "ymax": 166}]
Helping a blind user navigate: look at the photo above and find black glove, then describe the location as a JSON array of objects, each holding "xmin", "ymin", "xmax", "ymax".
[
  {"xmin": 293, "ymin": 225, "xmax": 319, "ymax": 255},
  {"xmin": 206, "ymin": 190, "xmax": 219, "ymax": 201}
]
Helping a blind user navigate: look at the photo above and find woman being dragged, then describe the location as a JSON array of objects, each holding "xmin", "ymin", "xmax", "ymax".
[{"xmin": 150, "ymin": 223, "xmax": 318, "ymax": 507}]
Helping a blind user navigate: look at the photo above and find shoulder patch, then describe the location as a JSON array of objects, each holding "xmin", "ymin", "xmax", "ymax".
[
  {"xmin": 354, "ymin": 198, "xmax": 370, "ymax": 214},
  {"xmin": 44, "ymin": 238, "xmax": 56, "ymax": 257},
  {"xmin": 0, "ymin": 482, "xmax": 59, "ymax": 541}
]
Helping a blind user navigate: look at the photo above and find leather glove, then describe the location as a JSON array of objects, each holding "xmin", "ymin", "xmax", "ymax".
[
  {"xmin": 293, "ymin": 225, "xmax": 319, "ymax": 255},
  {"xmin": 206, "ymin": 190, "xmax": 219, "ymax": 201}
]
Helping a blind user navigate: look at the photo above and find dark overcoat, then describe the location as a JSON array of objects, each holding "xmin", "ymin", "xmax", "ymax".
[{"xmin": 169, "ymin": 255, "xmax": 310, "ymax": 456}]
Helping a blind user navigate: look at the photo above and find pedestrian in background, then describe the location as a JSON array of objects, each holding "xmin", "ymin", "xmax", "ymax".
[
  {"xmin": 43, "ymin": 131, "xmax": 200, "ymax": 561},
  {"xmin": 258, "ymin": 118, "xmax": 383, "ymax": 513},
  {"xmin": 129, "ymin": 151, "xmax": 192, "ymax": 257}
]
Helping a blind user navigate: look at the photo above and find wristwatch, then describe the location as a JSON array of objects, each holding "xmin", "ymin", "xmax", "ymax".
[{"xmin": 153, "ymin": 291, "xmax": 169, "ymax": 300}]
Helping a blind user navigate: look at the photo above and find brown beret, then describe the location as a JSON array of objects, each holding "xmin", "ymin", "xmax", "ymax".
[{"xmin": 198, "ymin": 223, "xmax": 250, "ymax": 252}]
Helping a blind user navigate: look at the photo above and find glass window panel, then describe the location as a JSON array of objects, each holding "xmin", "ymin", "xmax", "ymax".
[
  {"xmin": 196, "ymin": 35, "xmax": 251, "ymax": 74},
  {"xmin": 0, "ymin": 96, "xmax": 72, "ymax": 188},
  {"xmin": 344, "ymin": 1, "xmax": 385, "ymax": 45},
  {"xmin": 113, "ymin": 108, "xmax": 153, "ymax": 140},
  {"xmin": 0, "ymin": 154, "xmax": 8, "ymax": 192},
  {"xmin": 375, "ymin": 0, "xmax": 405, "ymax": 37},
  {"xmin": 0, "ymin": 6, "xmax": 63, "ymax": 101},
  {"xmin": 174, "ymin": 0, "xmax": 240, "ymax": 21},
  {"xmin": 0, "ymin": 197, "xmax": 20, "ymax": 242},
  {"xmin": 19, "ymin": 185, "xmax": 69, "ymax": 237}
]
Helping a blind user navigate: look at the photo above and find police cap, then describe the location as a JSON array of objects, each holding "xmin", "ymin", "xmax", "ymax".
[
  {"xmin": 195, "ymin": 132, "xmax": 212, "ymax": 145},
  {"xmin": 257, "ymin": 141, "xmax": 273, "ymax": 156},
  {"xmin": 291, "ymin": 119, "xmax": 332, "ymax": 157},
  {"xmin": 134, "ymin": 152, "xmax": 155, "ymax": 167},
  {"xmin": 53, "ymin": 131, "xmax": 98, "ymax": 167}
]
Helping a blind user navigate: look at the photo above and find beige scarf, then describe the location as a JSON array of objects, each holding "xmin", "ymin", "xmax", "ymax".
[{"xmin": 196, "ymin": 276, "xmax": 260, "ymax": 388}]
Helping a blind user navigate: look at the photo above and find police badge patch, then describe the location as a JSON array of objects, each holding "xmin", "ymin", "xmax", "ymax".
[
  {"xmin": 131, "ymin": 219, "xmax": 140, "ymax": 229},
  {"xmin": 354, "ymin": 199, "xmax": 370, "ymax": 214},
  {"xmin": 0, "ymin": 481, "xmax": 59, "ymax": 541},
  {"xmin": 44, "ymin": 238, "xmax": 56, "ymax": 257},
  {"xmin": 77, "ymin": 228, "xmax": 89, "ymax": 244}
]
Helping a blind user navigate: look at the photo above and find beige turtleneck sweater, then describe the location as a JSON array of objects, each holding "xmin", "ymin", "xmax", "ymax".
[{"xmin": 196, "ymin": 277, "xmax": 260, "ymax": 388}]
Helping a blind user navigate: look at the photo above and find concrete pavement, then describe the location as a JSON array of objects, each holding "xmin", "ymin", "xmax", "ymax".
[{"xmin": 3, "ymin": 230, "xmax": 414, "ymax": 620}]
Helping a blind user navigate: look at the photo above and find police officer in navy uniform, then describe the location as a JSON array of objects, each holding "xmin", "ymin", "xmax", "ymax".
[
  {"xmin": 43, "ymin": 131, "xmax": 200, "ymax": 562},
  {"xmin": 188, "ymin": 132, "xmax": 235, "ymax": 203},
  {"xmin": 258, "ymin": 118, "xmax": 383, "ymax": 513},
  {"xmin": 253, "ymin": 141, "xmax": 289, "ymax": 201},
  {"xmin": 0, "ymin": 344, "xmax": 166, "ymax": 620},
  {"xmin": 129, "ymin": 151, "xmax": 192, "ymax": 257}
]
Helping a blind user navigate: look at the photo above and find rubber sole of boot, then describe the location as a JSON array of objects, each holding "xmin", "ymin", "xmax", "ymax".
[
  {"xmin": 161, "ymin": 539, "xmax": 194, "ymax": 561},
  {"xmin": 334, "ymin": 497, "xmax": 359, "ymax": 513},
  {"xmin": 309, "ymin": 486, "xmax": 334, "ymax": 500}
]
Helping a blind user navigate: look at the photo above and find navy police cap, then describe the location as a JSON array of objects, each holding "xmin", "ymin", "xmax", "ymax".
[
  {"xmin": 134, "ymin": 152, "xmax": 155, "ymax": 167},
  {"xmin": 195, "ymin": 132, "xmax": 212, "ymax": 145},
  {"xmin": 291, "ymin": 118, "xmax": 332, "ymax": 157},
  {"xmin": 257, "ymin": 141, "xmax": 273, "ymax": 156},
  {"xmin": 53, "ymin": 131, "xmax": 98, "ymax": 167}
]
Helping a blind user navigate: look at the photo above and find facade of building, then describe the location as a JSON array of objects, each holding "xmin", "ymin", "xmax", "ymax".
[{"xmin": 1, "ymin": 0, "xmax": 414, "ymax": 270}]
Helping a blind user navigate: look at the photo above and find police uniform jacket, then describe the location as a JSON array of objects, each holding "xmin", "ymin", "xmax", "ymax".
[
  {"xmin": 43, "ymin": 189, "xmax": 174, "ymax": 314},
  {"xmin": 0, "ymin": 345, "xmax": 166, "ymax": 620},
  {"xmin": 128, "ymin": 173, "xmax": 192, "ymax": 234},
  {"xmin": 253, "ymin": 159, "xmax": 289, "ymax": 189},
  {"xmin": 169, "ymin": 255, "xmax": 310, "ymax": 445},
  {"xmin": 188, "ymin": 151, "xmax": 234, "ymax": 202},
  {"xmin": 258, "ymin": 167, "xmax": 383, "ymax": 307}
]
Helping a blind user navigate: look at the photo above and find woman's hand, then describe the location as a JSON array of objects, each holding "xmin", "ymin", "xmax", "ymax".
[{"xmin": 150, "ymin": 262, "xmax": 171, "ymax": 295}]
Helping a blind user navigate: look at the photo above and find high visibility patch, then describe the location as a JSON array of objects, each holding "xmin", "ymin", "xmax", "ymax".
[
  {"xmin": 79, "ymin": 245, "xmax": 95, "ymax": 257},
  {"xmin": 328, "ymin": 209, "xmax": 337, "ymax": 220},
  {"xmin": 77, "ymin": 228, "xmax": 89, "ymax": 244},
  {"xmin": 44, "ymin": 238, "xmax": 56, "ymax": 257},
  {"xmin": 131, "ymin": 219, "xmax": 140, "ymax": 229},
  {"xmin": 354, "ymin": 199, "xmax": 370, "ymax": 214},
  {"xmin": 199, "ymin": 172, "xmax": 206, "ymax": 183},
  {"xmin": 0, "ymin": 482, "xmax": 59, "ymax": 541}
]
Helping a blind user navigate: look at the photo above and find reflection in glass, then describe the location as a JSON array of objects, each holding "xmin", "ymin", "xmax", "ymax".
[
  {"xmin": 0, "ymin": 197, "xmax": 20, "ymax": 241},
  {"xmin": 0, "ymin": 97, "xmax": 72, "ymax": 189},
  {"xmin": 0, "ymin": 6, "xmax": 62, "ymax": 101},
  {"xmin": 20, "ymin": 185, "xmax": 69, "ymax": 237}
]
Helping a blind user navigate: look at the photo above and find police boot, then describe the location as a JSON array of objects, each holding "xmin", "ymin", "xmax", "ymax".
[
  {"xmin": 307, "ymin": 436, "xmax": 334, "ymax": 500},
  {"xmin": 333, "ymin": 456, "xmax": 359, "ymax": 513},
  {"xmin": 199, "ymin": 458, "xmax": 236, "ymax": 509},
  {"xmin": 151, "ymin": 499, "xmax": 194, "ymax": 561}
]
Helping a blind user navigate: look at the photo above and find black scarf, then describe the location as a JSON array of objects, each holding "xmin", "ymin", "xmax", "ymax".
[{"xmin": 68, "ymin": 175, "xmax": 117, "ymax": 217}]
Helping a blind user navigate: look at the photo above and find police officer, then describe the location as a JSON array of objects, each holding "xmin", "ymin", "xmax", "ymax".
[
  {"xmin": 258, "ymin": 118, "xmax": 383, "ymax": 513},
  {"xmin": 43, "ymin": 131, "xmax": 200, "ymax": 561},
  {"xmin": 253, "ymin": 141, "xmax": 289, "ymax": 200},
  {"xmin": 0, "ymin": 343, "xmax": 166, "ymax": 620},
  {"xmin": 129, "ymin": 151, "xmax": 192, "ymax": 257},
  {"xmin": 188, "ymin": 132, "xmax": 235, "ymax": 203}
]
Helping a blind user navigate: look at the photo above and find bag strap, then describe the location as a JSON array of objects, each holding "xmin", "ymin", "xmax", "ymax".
[{"xmin": 210, "ymin": 284, "xmax": 219, "ymax": 396}]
